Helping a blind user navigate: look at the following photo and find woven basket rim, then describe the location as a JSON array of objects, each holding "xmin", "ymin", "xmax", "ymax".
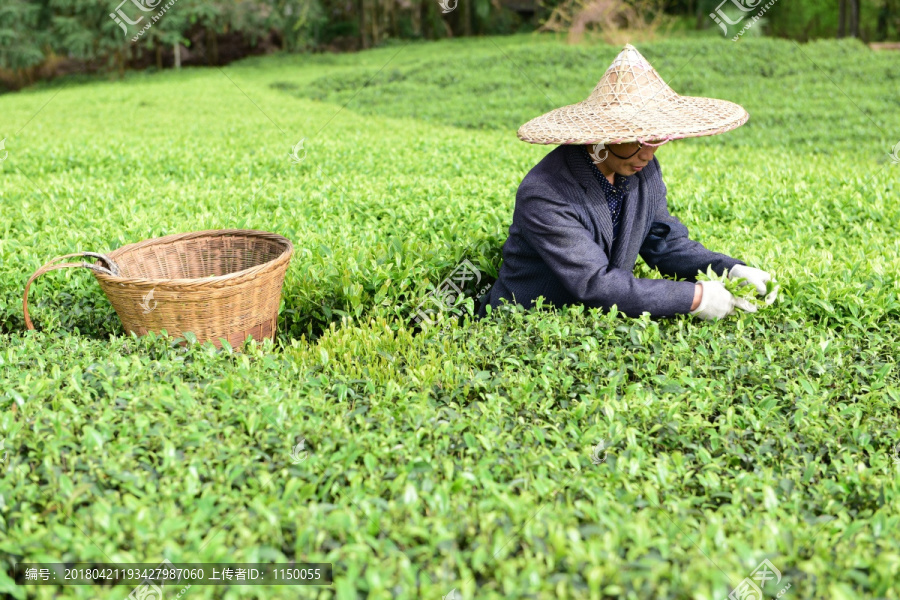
[{"xmin": 92, "ymin": 229, "xmax": 293, "ymax": 286}]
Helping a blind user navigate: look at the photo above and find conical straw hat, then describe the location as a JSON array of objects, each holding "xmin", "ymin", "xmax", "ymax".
[{"xmin": 517, "ymin": 43, "xmax": 748, "ymax": 146}]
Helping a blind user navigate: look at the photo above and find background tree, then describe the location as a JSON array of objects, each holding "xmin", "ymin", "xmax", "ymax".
[{"xmin": 1, "ymin": 0, "xmax": 897, "ymax": 91}]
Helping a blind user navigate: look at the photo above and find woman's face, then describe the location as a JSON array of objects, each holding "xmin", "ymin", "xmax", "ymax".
[{"xmin": 589, "ymin": 140, "xmax": 665, "ymax": 176}]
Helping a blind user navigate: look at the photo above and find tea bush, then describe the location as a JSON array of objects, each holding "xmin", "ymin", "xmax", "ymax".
[{"xmin": 1, "ymin": 33, "xmax": 899, "ymax": 599}]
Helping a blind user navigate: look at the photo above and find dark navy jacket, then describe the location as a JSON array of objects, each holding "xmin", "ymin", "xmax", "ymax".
[{"xmin": 476, "ymin": 143, "xmax": 744, "ymax": 319}]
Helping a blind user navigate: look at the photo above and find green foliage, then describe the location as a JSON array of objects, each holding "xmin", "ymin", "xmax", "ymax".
[
  {"xmin": 759, "ymin": 0, "xmax": 899, "ymax": 41},
  {"xmin": 1, "ymin": 35, "xmax": 900, "ymax": 599},
  {"xmin": 0, "ymin": 0, "xmax": 46, "ymax": 73},
  {"xmin": 763, "ymin": 0, "xmax": 836, "ymax": 39},
  {"xmin": 0, "ymin": 0, "xmax": 533, "ymax": 83},
  {"xmin": 294, "ymin": 36, "xmax": 899, "ymax": 154},
  {"xmin": 2, "ymin": 0, "xmax": 899, "ymax": 88},
  {"xmin": 275, "ymin": 0, "xmax": 330, "ymax": 52}
]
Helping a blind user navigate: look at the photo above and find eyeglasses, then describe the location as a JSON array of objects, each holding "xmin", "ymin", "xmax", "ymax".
[{"xmin": 607, "ymin": 138, "xmax": 668, "ymax": 160}]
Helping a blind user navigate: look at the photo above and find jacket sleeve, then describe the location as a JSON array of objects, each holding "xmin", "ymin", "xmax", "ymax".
[
  {"xmin": 638, "ymin": 162, "xmax": 745, "ymax": 282},
  {"xmin": 516, "ymin": 188, "xmax": 697, "ymax": 318}
]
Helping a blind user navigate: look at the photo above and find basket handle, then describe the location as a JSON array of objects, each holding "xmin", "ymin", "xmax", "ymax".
[{"xmin": 23, "ymin": 252, "xmax": 121, "ymax": 331}]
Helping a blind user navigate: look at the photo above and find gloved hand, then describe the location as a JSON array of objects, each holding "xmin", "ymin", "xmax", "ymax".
[
  {"xmin": 728, "ymin": 264, "xmax": 779, "ymax": 305},
  {"xmin": 690, "ymin": 280, "xmax": 758, "ymax": 321}
]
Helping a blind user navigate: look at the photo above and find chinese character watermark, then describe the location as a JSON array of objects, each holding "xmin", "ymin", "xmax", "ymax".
[
  {"xmin": 411, "ymin": 257, "xmax": 492, "ymax": 331},
  {"xmin": 110, "ymin": 0, "xmax": 182, "ymax": 43},
  {"xmin": 24, "ymin": 567, "xmax": 50, "ymax": 581},
  {"xmin": 709, "ymin": 0, "xmax": 780, "ymax": 40},
  {"xmin": 726, "ymin": 559, "xmax": 791, "ymax": 600}
]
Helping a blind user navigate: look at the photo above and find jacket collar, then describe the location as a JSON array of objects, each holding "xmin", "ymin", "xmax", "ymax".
[
  {"xmin": 564, "ymin": 143, "xmax": 636, "ymax": 192},
  {"xmin": 563, "ymin": 144, "xmax": 638, "ymax": 256}
]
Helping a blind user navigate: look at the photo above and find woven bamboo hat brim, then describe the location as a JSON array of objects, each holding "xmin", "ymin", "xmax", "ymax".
[{"xmin": 517, "ymin": 43, "xmax": 749, "ymax": 146}]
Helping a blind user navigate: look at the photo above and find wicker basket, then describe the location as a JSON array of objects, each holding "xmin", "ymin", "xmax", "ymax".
[{"xmin": 23, "ymin": 229, "xmax": 294, "ymax": 349}]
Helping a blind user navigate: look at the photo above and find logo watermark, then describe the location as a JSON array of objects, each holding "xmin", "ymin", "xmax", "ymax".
[
  {"xmin": 890, "ymin": 140, "xmax": 900, "ymax": 164},
  {"xmin": 590, "ymin": 440, "xmax": 608, "ymax": 464},
  {"xmin": 726, "ymin": 559, "xmax": 791, "ymax": 600},
  {"xmin": 893, "ymin": 441, "xmax": 900, "ymax": 465},
  {"xmin": 443, "ymin": 589, "xmax": 462, "ymax": 600},
  {"xmin": 437, "ymin": 0, "xmax": 458, "ymax": 13},
  {"xmin": 0, "ymin": 138, "xmax": 7, "ymax": 161},
  {"xmin": 110, "ymin": 0, "xmax": 182, "ymax": 43},
  {"xmin": 709, "ymin": 0, "xmax": 780, "ymax": 40},
  {"xmin": 289, "ymin": 138, "xmax": 306, "ymax": 164},
  {"xmin": 126, "ymin": 558, "xmax": 191, "ymax": 600},
  {"xmin": 588, "ymin": 142, "xmax": 608, "ymax": 163},
  {"xmin": 411, "ymin": 257, "xmax": 492, "ymax": 331},
  {"xmin": 291, "ymin": 438, "xmax": 308, "ymax": 464},
  {"xmin": 0, "ymin": 438, "xmax": 8, "ymax": 463},
  {"xmin": 139, "ymin": 287, "xmax": 158, "ymax": 314}
]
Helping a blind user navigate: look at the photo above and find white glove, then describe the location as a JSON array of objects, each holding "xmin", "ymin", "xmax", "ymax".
[
  {"xmin": 690, "ymin": 280, "xmax": 758, "ymax": 321},
  {"xmin": 728, "ymin": 264, "xmax": 779, "ymax": 305}
]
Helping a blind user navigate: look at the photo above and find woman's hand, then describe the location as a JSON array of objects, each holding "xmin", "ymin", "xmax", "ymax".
[
  {"xmin": 691, "ymin": 283, "xmax": 702, "ymax": 311},
  {"xmin": 690, "ymin": 280, "xmax": 757, "ymax": 320}
]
